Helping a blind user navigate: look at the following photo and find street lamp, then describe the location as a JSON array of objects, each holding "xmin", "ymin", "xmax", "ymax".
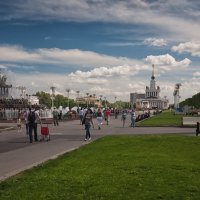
[
  {"xmin": 99, "ymin": 95, "xmax": 102, "ymax": 107},
  {"xmin": 114, "ymin": 96, "xmax": 117, "ymax": 108},
  {"xmin": 86, "ymin": 93, "xmax": 89, "ymax": 108},
  {"xmin": 76, "ymin": 90, "xmax": 80, "ymax": 109},
  {"xmin": 50, "ymin": 86, "xmax": 56, "ymax": 108},
  {"xmin": 66, "ymin": 89, "xmax": 70, "ymax": 109},
  {"xmin": 104, "ymin": 96, "xmax": 107, "ymax": 107},
  {"xmin": 93, "ymin": 94, "xmax": 96, "ymax": 108}
]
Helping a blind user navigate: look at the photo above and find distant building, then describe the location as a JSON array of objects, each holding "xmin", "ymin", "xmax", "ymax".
[
  {"xmin": 76, "ymin": 95, "xmax": 98, "ymax": 106},
  {"xmin": 0, "ymin": 68, "xmax": 12, "ymax": 98},
  {"xmin": 130, "ymin": 64, "xmax": 169, "ymax": 110}
]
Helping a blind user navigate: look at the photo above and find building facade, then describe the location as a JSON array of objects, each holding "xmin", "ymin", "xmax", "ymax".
[
  {"xmin": 0, "ymin": 69, "xmax": 12, "ymax": 98},
  {"xmin": 130, "ymin": 64, "xmax": 169, "ymax": 110}
]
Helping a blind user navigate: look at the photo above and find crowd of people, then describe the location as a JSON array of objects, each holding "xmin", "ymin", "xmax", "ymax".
[
  {"xmin": 0, "ymin": 98, "xmax": 29, "ymax": 109},
  {"xmin": 1, "ymin": 104, "xmax": 151, "ymax": 143},
  {"xmin": 77, "ymin": 107, "xmax": 142, "ymax": 141}
]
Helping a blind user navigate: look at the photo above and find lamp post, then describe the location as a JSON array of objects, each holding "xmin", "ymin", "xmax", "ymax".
[
  {"xmin": 66, "ymin": 89, "xmax": 70, "ymax": 109},
  {"xmin": 115, "ymin": 96, "xmax": 117, "ymax": 107},
  {"xmin": 104, "ymin": 96, "xmax": 107, "ymax": 108},
  {"xmin": 93, "ymin": 94, "xmax": 96, "ymax": 108},
  {"xmin": 76, "ymin": 90, "xmax": 80, "ymax": 109},
  {"xmin": 86, "ymin": 93, "xmax": 89, "ymax": 108},
  {"xmin": 50, "ymin": 86, "xmax": 56, "ymax": 109},
  {"xmin": 99, "ymin": 95, "xmax": 102, "ymax": 107}
]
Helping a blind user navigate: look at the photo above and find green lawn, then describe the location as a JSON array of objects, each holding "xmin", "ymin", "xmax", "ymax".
[
  {"xmin": 137, "ymin": 110, "xmax": 184, "ymax": 127},
  {"xmin": 1, "ymin": 135, "xmax": 200, "ymax": 200}
]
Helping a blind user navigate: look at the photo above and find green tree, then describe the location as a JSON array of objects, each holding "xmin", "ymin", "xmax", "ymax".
[
  {"xmin": 180, "ymin": 92, "xmax": 200, "ymax": 109},
  {"xmin": 35, "ymin": 92, "xmax": 77, "ymax": 109},
  {"xmin": 35, "ymin": 91, "xmax": 51, "ymax": 108}
]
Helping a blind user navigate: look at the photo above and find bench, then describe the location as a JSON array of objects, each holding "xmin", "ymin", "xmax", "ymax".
[
  {"xmin": 182, "ymin": 117, "xmax": 200, "ymax": 127},
  {"xmin": 196, "ymin": 122, "xmax": 200, "ymax": 136}
]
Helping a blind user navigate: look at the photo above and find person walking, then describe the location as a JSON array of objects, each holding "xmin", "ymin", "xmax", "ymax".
[
  {"xmin": 83, "ymin": 108, "xmax": 94, "ymax": 141},
  {"xmin": 130, "ymin": 109, "xmax": 136, "ymax": 127},
  {"xmin": 96, "ymin": 108, "xmax": 103, "ymax": 130},
  {"xmin": 23, "ymin": 109, "xmax": 29, "ymax": 136},
  {"xmin": 28, "ymin": 107, "xmax": 41, "ymax": 143},
  {"xmin": 17, "ymin": 116, "xmax": 22, "ymax": 132},
  {"xmin": 105, "ymin": 108, "xmax": 111, "ymax": 125},
  {"xmin": 121, "ymin": 110, "xmax": 127, "ymax": 127},
  {"xmin": 52, "ymin": 107, "xmax": 59, "ymax": 126},
  {"xmin": 79, "ymin": 108, "xmax": 84, "ymax": 125}
]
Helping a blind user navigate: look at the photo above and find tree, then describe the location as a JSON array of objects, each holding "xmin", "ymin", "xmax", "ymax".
[
  {"xmin": 35, "ymin": 91, "xmax": 77, "ymax": 109},
  {"xmin": 35, "ymin": 91, "xmax": 51, "ymax": 108},
  {"xmin": 180, "ymin": 92, "xmax": 200, "ymax": 109}
]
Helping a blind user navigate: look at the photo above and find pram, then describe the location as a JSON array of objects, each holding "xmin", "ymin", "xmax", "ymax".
[{"xmin": 40, "ymin": 124, "xmax": 50, "ymax": 141}]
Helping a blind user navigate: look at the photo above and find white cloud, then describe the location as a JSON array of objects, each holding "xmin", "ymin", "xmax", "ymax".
[
  {"xmin": 44, "ymin": 36, "xmax": 52, "ymax": 40},
  {"xmin": 193, "ymin": 72, "xmax": 200, "ymax": 77},
  {"xmin": 144, "ymin": 38, "xmax": 167, "ymax": 47},
  {"xmin": 0, "ymin": 45, "xmax": 197, "ymax": 104},
  {"xmin": 1, "ymin": 0, "xmax": 200, "ymax": 40},
  {"xmin": 171, "ymin": 41, "xmax": 200, "ymax": 57},
  {"xmin": 145, "ymin": 54, "xmax": 191, "ymax": 69},
  {"xmin": 0, "ymin": 45, "xmax": 142, "ymax": 68},
  {"xmin": 68, "ymin": 65, "xmax": 139, "ymax": 79}
]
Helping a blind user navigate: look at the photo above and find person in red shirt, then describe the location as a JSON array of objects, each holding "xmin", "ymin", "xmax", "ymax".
[{"xmin": 105, "ymin": 108, "xmax": 111, "ymax": 125}]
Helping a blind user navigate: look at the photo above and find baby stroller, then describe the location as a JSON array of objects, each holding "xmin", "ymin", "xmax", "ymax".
[{"xmin": 40, "ymin": 123, "xmax": 50, "ymax": 141}]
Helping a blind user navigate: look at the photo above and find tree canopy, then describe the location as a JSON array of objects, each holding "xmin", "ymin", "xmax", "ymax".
[{"xmin": 180, "ymin": 92, "xmax": 200, "ymax": 109}]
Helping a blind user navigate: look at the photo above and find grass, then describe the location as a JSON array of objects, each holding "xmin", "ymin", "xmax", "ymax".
[
  {"xmin": 1, "ymin": 135, "xmax": 200, "ymax": 199},
  {"xmin": 137, "ymin": 110, "xmax": 184, "ymax": 127}
]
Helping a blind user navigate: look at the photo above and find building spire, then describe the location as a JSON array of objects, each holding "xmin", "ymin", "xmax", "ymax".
[{"xmin": 151, "ymin": 64, "xmax": 155, "ymax": 80}]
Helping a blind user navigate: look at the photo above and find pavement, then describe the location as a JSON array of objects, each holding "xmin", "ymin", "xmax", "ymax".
[{"xmin": 0, "ymin": 116, "xmax": 196, "ymax": 182}]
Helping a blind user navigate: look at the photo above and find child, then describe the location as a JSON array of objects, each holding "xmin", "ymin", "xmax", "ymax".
[{"xmin": 17, "ymin": 117, "xmax": 22, "ymax": 132}]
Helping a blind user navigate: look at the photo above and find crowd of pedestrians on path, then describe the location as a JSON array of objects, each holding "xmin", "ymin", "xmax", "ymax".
[
  {"xmin": 78, "ymin": 107, "xmax": 142, "ymax": 141},
  {"xmin": 14, "ymin": 106, "xmax": 151, "ymax": 143}
]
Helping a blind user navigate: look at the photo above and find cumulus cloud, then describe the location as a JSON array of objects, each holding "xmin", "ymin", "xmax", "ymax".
[
  {"xmin": 193, "ymin": 72, "xmax": 200, "ymax": 77},
  {"xmin": 171, "ymin": 41, "xmax": 200, "ymax": 57},
  {"xmin": 145, "ymin": 54, "xmax": 191, "ymax": 70},
  {"xmin": 68, "ymin": 65, "xmax": 139, "ymax": 79},
  {"xmin": 144, "ymin": 38, "xmax": 167, "ymax": 47}
]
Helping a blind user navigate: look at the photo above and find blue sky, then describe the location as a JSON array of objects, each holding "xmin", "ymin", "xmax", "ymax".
[{"xmin": 0, "ymin": 0, "xmax": 200, "ymax": 103}]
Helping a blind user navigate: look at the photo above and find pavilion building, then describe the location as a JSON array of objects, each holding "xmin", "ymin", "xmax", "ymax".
[{"xmin": 130, "ymin": 64, "xmax": 169, "ymax": 110}]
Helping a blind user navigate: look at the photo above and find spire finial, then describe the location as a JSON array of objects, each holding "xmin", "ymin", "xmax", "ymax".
[{"xmin": 151, "ymin": 64, "xmax": 155, "ymax": 79}]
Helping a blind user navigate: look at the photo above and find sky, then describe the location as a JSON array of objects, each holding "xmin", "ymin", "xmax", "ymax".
[{"xmin": 0, "ymin": 0, "xmax": 200, "ymax": 104}]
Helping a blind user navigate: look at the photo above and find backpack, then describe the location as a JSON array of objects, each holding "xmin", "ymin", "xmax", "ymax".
[
  {"xmin": 97, "ymin": 111, "xmax": 102, "ymax": 117},
  {"xmin": 28, "ymin": 111, "xmax": 36, "ymax": 124}
]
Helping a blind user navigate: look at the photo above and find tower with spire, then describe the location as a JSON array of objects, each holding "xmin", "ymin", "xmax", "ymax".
[
  {"xmin": 130, "ymin": 64, "xmax": 169, "ymax": 110},
  {"xmin": 145, "ymin": 64, "xmax": 160, "ymax": 99}
]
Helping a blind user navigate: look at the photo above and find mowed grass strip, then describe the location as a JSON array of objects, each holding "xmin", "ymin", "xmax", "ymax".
[
  {"xmin": 1, "ymin": 135, "xmax": 200, "ymax": 200},
  {"xmin": 137, "ymin": 110, "xmax": 184, "ymax": 127}
]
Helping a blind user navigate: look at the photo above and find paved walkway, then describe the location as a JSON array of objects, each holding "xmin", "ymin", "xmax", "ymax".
[{"xmin": 0, "ymin": 116, "xmax": 195, "ymax": 182}]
